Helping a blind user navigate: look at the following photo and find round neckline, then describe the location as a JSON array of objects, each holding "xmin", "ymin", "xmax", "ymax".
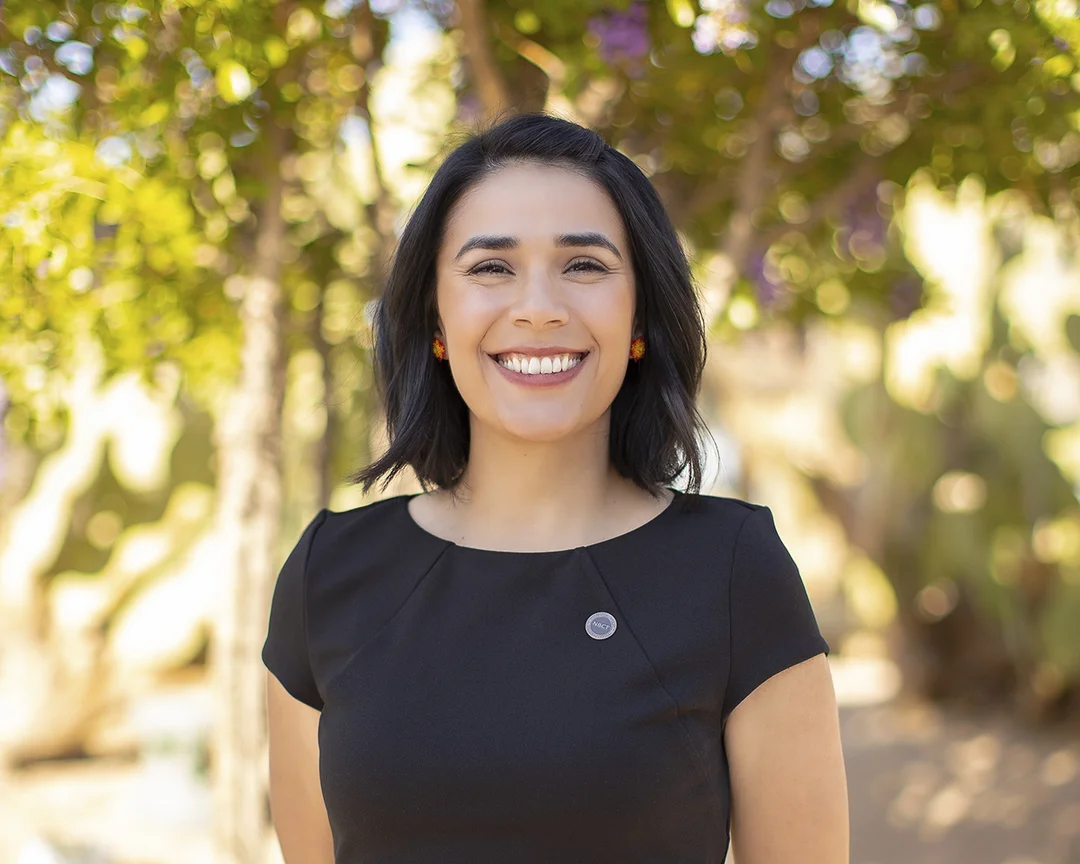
[{"xmin": 400, "ymin": 488, "xmax": 683, "ymax": 556}]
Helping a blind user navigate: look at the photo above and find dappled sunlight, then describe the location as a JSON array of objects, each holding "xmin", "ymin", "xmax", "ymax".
[
  {"xmin": 369, "ymin": 15, "xmax": 458, "ymax": 210},
  {"xmin": 999, "ymin": 217, "xmax": 1080, "ymax": 359},
  {"xmin": 730, "ymin": 392, "xmax": 868, "ymax": 486},
  {"xmin": 888, "ymin": 175, "xmax": 998, "ymax": 411}
]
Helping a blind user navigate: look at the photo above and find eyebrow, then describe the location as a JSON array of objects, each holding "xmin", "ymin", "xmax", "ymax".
[{"xmin": 454, "ymin": 232, "xmax": 623, "ymax": 261}]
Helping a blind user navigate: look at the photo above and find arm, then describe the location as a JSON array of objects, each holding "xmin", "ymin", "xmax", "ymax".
[
  {"xmin": 724, "ymin": 653, "xmax": 849, "ymax": 864},
  {"xmin": 267, "ymin": 671, "xmax": 335, "ymax": 864}
]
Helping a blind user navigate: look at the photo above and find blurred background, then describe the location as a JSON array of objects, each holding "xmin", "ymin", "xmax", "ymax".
[{"xmin": 1, "ymin": 0, "xmax": 1079, "ymax": 862}]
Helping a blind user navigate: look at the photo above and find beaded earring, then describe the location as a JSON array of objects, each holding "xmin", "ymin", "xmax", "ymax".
[
  {"xmin": 432, "ymin": 336, "xmax": 447, "ymax": 361},
  {"xmin": 630, "ymin": 337, "xmax": 646, "ymax": 362}
]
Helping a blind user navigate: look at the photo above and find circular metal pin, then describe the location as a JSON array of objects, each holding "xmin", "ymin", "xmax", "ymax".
[{"xmin": 585, "ymin": 611, "xmax": 617, "ymax": 640}]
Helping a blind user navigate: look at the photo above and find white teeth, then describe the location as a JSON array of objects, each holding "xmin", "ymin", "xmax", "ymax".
[{"xmin": 497, "ymin": 353, "xmax": 585, "ymax": 375}]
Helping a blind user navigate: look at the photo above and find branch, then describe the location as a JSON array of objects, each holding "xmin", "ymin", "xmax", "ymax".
[
  {"xmin": 456, "ymin": 0, "xmax": 512, "ymax": 117},
  {"xmin": 722, "ymin": 43, "xmax": 991, "ymax": 273},
  {"xmin": 718, "ymin": 15, "xmax": 825, "ymax": 277},
  {"xmin": 496, "ymin": 32, "xmax": 582, "ymax": 119},
  {"xmin": 751, "ymin": 153, "xmax": 881, "ymax": 254},
  {"xmin": 719, "ymin": 45, "xmax": 798, "ymax": 275}
]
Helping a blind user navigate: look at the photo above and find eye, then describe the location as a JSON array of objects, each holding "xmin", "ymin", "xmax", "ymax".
[
  {"xmin": 467, "ymin": 260, "xmax": 512, "ymax": 276},
  {"xmin": 566, "ymin": 258, "xmax": 608, "ymax": 274}
]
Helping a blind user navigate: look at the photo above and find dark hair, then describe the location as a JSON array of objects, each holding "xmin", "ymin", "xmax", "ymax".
[{"xmin": 350, "ymin": 113, "xmax": 709, "ymax": 497}]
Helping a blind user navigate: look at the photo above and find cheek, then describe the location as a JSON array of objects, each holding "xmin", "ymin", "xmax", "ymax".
[
  {"xmin": 438, "ymin": 290, "xmax": 501, "ymax": 399},
  {"xmin": 438, "ymin": 286, "xmax": 492, "ymax": 348},
  {"xmin": 583, "ymin": 287, "xmax": 635, "ymax": 344}
]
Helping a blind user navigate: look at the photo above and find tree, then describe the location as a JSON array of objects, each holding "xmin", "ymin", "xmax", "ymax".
[{"xmin": 0, "ymin": 1, "xmax": 401, "ymax": 859}]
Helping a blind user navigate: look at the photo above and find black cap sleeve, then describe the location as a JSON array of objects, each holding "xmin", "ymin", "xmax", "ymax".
[
  {"xmin": 722, "ymin": 505, "xmax": 830, "ymax": 722},
  {"xmin": 262, "ymin": 509, "xmax": 329, "ymax": 710}
]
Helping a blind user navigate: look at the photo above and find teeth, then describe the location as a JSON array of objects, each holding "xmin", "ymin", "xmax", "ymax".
[{"xmin": 497, "ymin": 353, "xmax": 584, "ymax": 375}]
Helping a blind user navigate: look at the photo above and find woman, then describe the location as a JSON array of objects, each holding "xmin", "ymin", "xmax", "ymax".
[{"xmin": 263, "ymin": 113, "xmax": 849, "ymax": 863}]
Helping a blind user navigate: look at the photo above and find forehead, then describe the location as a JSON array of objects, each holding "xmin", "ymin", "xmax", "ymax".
[{"xmin": 442, "ymin": 163, "xmax": 627, "ymax": 246}]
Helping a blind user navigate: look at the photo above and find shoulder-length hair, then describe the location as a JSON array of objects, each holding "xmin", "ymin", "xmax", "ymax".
[{"xmin": 350, "ymin": 112, "xmax": 709, "ymax": 498}]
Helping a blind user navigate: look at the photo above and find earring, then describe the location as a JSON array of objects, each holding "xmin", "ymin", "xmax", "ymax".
[
  {"xmin": 432, "ymin": 336, "xmax": 447, "ymax": 361},
  {"xmin": 630, "ymin": 337, "xmax": 646, "ymax": 362}
]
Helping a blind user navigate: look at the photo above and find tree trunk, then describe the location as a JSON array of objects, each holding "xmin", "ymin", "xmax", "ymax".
[
  {"xmin": 456, "ymin": 0, "xmax": 511, "ymax": 117},
  {"xmin": 354, "ymin": 1, "xmax": 396, "ymax": 292},
  {"xmin": 210, "ymin": 119, "xmax": 290, "ymax": 864},
  {"xmin": 310, "ymin": 277, "xmax": 334, "ymax": 510}
]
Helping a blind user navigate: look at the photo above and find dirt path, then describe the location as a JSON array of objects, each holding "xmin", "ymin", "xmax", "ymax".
[{"xmin": 842, "ymin": 700, "xmax": 1080, "ymax": 864}]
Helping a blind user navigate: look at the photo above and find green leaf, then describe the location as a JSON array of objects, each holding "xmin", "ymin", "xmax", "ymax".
[
  {"xmin": 666, "ymin": 0, "xmax": 696, "ymax": 27},
  {"xmin": 139, "ymin": 101, "xmax": 171, "ymax": 127},
  {"xmin": 263, "ymin": 36, "xmax": 289, "ymax": 68},
  {"xmin": 215, "ymin": 60, "xmax": 253, "ymax": 103},
  {"xmin": 124, "ymin": 36, "xmax": 149, "ymax": 62}
]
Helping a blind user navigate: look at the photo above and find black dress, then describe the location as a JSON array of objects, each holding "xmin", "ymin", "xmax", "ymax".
[{"xmin": 262, "ymin": 489, "xmax": 830, "ymax": 864}]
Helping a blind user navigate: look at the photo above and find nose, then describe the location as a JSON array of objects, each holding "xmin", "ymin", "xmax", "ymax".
[{"xmin": 509, "ymin": 266, "xmax": 570, "ymax": 329}]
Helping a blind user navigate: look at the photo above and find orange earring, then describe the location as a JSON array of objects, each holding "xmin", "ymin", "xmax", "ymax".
[
  {"xmin": 630, "ymin": 337, "xmax": 646, "ymax": 362},
  {"xmin": 432, "ymin": 336, "xmax": 447, "ymax": 361}
]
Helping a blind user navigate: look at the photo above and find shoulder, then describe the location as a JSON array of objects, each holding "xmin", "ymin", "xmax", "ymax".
[
  {"xmin": 588, "ymin": 490, "xmax": 765, "ymax": 595},
  {"xmin": 308, "ymin": 493, "xmax": 449, "ymax": 606},
  {"xmin": 673, "ymin": 493, "xmax": 806, "ymax": 593},
  {"xmin": 634, "ymin": 491, "xmax": 792, "ymax": 593},
  {"xmin": 309, "ymin": 492, "xmax": 448, "ymax": 558},
  {"xmin": 316, "ymin": 493, "xmax": 409, "ymax": 540},
  {"xmin": 662, "ymin": 490, "xmax": 767, "ymax": 555},
  {"xmin": 300, "ymin": 494, "xmax": 451, "ymax": 688},
  {"xmin": 313, "ymin": 494, "xmax": 408, "ymax": 553},
  {"xmin": 672, "ymin": 490, "xmax": 763, "ymax": 524}
]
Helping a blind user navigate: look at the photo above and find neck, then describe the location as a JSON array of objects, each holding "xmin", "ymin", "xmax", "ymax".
[{"xmin": 446, "ymin": 413, "xmax": 640, "ymax": 550}]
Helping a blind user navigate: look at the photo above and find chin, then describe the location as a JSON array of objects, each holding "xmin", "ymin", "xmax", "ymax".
[{"xmin": 496, "ymin": 413, "xmax": 586, "ymax": 444}]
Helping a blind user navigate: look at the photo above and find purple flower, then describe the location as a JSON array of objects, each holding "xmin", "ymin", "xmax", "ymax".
[
  {"xmin": 748, "ymin": 254, "xmax": 788, "ymax": 310},
  {"xmin": 587, "ymin": 3, "xmax": 651, "ymax": 69}
]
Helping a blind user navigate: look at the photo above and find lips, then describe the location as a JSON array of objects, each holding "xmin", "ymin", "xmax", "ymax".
[
  {"xmin": 491, "ymin": 349, "xmax": 590, "ymax": 360},
  {"xmin": 489, "ymin": 351, "xmax": 589, "ymax": 385}
]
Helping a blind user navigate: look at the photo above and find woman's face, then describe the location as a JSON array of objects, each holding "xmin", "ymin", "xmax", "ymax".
[{"xmin": 435, "ymin": 162, "xmax": 637, "ymax": 444}]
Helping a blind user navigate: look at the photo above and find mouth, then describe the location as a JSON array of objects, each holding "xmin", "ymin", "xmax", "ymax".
[{"xmin": 490, "ymin": 351, "xmax": 589, "ymax": 376}]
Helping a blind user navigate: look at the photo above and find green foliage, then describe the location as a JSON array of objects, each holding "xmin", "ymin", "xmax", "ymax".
[
  {"xmin": 486, "ymin": 0, "xmax": 1080, "ymax": 326},
  {"xmin": 0, "ymin": 0, "xmax": 390, "ymax": 427},
  {"xmin": 2, "ymin": 0, "xmax": 1079, "ymax": 711}
]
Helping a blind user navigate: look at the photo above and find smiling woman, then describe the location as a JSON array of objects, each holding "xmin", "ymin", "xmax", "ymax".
[
  {"xmin": 354, "ymin": 113, "xmax": 710, "ymax": 498},
  {"xmin": 263, "ymin": 114, "xmax": 848, "ymax": 864}
]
